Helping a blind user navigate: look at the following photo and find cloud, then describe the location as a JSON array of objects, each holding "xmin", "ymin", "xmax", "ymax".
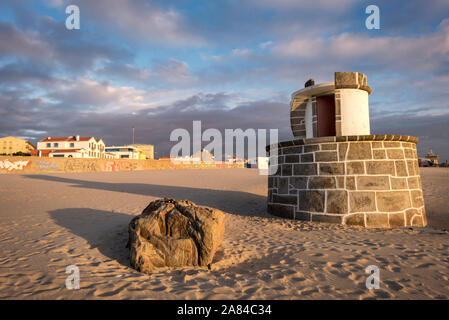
[
  {"xmin": 231, "ymin": 48, "xmax": 252, "ymax": 57},
  {"xmin": 0, "ymin": 18, "xmax": 132, "ymax": 75},
  {"xmin": 47, "ymin": 0, "xmax": 204, "ymax": 46},
  {"xmin": 0, "ymin": 22, "xmax": 52, "ymax": 62},
  {"xmin": 259, "ymin": 41, "xmax": 274, "ymax": 49},
  {"xmin": 273, "ymin": 18, "xmax": 449, "ymax": 74},
  {"xmin": 0, "ymin": 89, "xmax": 291, "ymax": 157},
  {"xmin": 152, "ymin": 59, "xmax": 196, "ymax": 85}
]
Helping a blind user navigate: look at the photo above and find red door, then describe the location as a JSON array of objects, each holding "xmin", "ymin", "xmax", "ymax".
[{"xmin": 316, "ymin": 95, "xmax": 336, "ymax": 137}]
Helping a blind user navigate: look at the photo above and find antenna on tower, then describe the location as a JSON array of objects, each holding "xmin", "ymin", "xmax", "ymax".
[{"xmin": 132, "ymin": 127, "xmax": 135, "ymax": 145}]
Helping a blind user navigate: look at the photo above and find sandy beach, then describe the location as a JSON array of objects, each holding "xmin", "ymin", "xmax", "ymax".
[{"xmin": 0, "ymin": 167, "xmax": 448, "ymax": 299}]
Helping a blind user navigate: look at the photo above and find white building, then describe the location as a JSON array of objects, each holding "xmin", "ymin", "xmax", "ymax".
[
  {"xmin": 35, "ymin": 135, "xmax": 108, "ymax": 158},
  {"xmin": 104, "ymin": 146, "xmax": 140, "ymax": 159}
]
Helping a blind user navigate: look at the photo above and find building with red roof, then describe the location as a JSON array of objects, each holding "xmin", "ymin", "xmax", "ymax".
[{"xmin": 35, "ymin": 135, "xmax": 112, "ymax": 158}]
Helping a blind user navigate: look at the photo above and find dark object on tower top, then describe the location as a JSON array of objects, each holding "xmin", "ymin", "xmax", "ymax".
[{"xmin": 304, "ymin": 78, "xmax": 315, "ymax": 87}]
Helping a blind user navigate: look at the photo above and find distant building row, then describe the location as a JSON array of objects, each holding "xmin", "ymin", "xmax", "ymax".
[
  {"xmin": 0, "ymin": 136, "xmax": 154, "ymax": 160},
  {"xmin": 418, "ymin": 149, "xmax": 440, "ymax": 167}
]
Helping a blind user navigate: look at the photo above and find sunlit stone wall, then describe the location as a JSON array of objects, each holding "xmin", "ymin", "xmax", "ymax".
[{"xmin": 267, "ymin": 135, "xmax": 427, "ymax": 228}]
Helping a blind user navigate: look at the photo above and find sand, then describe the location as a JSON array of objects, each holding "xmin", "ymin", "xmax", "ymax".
[{"xmin": 0, "ymin": 167, "xmax": 448, "ymax": 299}]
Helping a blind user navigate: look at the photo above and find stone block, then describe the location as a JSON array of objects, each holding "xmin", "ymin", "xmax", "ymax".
[
  {"xmin": 304, "ymin": 144, "xmax": 320, "ymax": 153},
  {"xmin": 290, "ymin": 177, "xmax": 308, "ymax": 189},
  {"xmin": 366, "ymin": 214, "xmax": 389, "ymax": 228},
  {"xmin": 387, "ymin": 149, "xmax": 405, "ymax": 160},
  {"xmin": 338, "ymin": 143, "xmax": 348, "ymax": 161},
  {"xmin": 282, "ymin": 164, "xmax": 292, "ymax": 176},
  {"xmin": 366, "ymin": 161, "xmax": 396, "ymax": 175},
  {"xmin": 285, "ymin": 155, "xmax": 299, "ymax": 163},
  {"xmin": 321, "ymin": 143, "xmax": 337, "ymax": 150},
  {"xmin": 307, "ymin": 137, "xmax": 336, "ymax": 143},
  {"xmin": 309, "ymin": 176, "xmax": 336, "ymax": 189},
  {"xmin": 295, "ymin": 211, "xmax": 311, "ymax": 221},
  {"xmin": 294, "ymin": 163, "xmax": 317, "ymax": 175},
  {"xmin": 373, "ymin": 150, "xmax": 386, "ymax": 159},
  {"xmin": 336, "ymin": 176, "xmax": 345, "ymax": 188},
  {"xmin": 347, "ymin": 142, "xmax": 372, "ymax": 160},
  {"xmin": 273, "ymin": 194, "xmax": 297, "ymax": 205},
  {"xmin": 389, "ymin": 213, "xmax": 405, "ymax": 228},
  {"xmin": 405, "ymin": 209, "xmax": 418, "ymax": 226},
  {"xmin": 291, "ymin": 124, "xmax": 305, "ymax": 131},
  {"xmin": 376, "ymin": 191, "xmax": 411, "ymax": 212},
  {"xmin": 301, "ymin": 153, "xmax": 314, "ymax": 162},
  {"xmin": 279, "ymin": 177, "xmax": 289, "ymax": 194},
  {"xmin": 282, "ymin": 146, "xmax": 303, "ymax": 154},
  {"xmin": 404, "ymin": 149, "xmax": 415, "ymax": 159},
  {"xmin": 349, "ymin": 192, "xmax": 376, "ymax": 212},
  {"xmin": 401, "ymin": 142, "xmax": 414, "ymax": 148},
  {"xmin": 410, "ymin": 190, "xmax": 424, "ymax": 207},
  {"xmin": 346, "ymin": 176, "xmax": 356, "ymax": 190},
  {"xmin": 315, "ymin": 151, "xmax": 338, "ymax": 162},
  {"xmin": 346, "ymin": 161, "xmax": 365, "ymax": 174},
  {"xmin": 395, "ymin": 161, "xmax": 408, "ymax": 177},
  {"xmin": 326, "ymin": 190, "xmax": 348, "ymax": 214},
  {"xmin": 277, "ymin": 156, "xmax": 284, "ymax": 165},
  {"xmin": 407, "ymin": 177, "xmax": 420, "ymax": 189},
  {"xmin": 371, "ymin": 142, "xmax": 383, "ymax": 149},
  {"xmin": 391, "ymin": 177, "xmax": 407, "ymax": 189},
  {"xmin": 358, "ymin": 72, "xmax": 367, "ymax": 87},
  {"xmin": 384, "ymin": 141, "xmax": 401, "ymax": 148},
  {"xmin": 312, "ymin": 214, "xmax": 343, "ymax": 224},
  {"xmin": 319, "ymin": 163, "xmax": 345, "ymax": 175},
  {"xmin": 345, "ymin": 214, "xmax": 365, "ymax": 227},
  {"xmin": 267, "ymin": 204, "xmax": 295, "ymax": 219},
  {"xmin": 356, "ymin": 176, "xmax": 390, "ymax": 190},
  {"xmin": 335, "ymin": 72, "xmax": 358, "ymax": 88},
  {"xmin": 298, "ymin": 190, "xmax": 325, "ymax": 212},
  {"xmin": 407, "ymin": 160, "xmax": 418, "ymax": 176}
]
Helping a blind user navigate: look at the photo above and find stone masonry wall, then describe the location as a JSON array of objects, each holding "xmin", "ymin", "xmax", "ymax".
[{"xmin": 266, "ymin": 135, "xmax": 427, "ymax": 228}]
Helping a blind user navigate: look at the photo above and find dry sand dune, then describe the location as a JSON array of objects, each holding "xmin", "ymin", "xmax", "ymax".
[{"xmin": 0, "ymin": 168, "xmax": 448, "ymax": 299}]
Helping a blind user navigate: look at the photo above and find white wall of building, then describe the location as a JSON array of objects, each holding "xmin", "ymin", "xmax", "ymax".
[
  {"xmin": 37, "ymin": 136, "xmax": 106, "ymax": 158},
  {"xmin": 339, "ymin": 89, "xmax": 370, "ymax": 136},
  {"xmin": 104, "ymin": 146, "xmax": 140, "ymax": 159}
]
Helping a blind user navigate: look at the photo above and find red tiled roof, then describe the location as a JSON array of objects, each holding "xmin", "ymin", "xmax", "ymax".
[
  {"xmin": 30, "ymin": 149, "xmax": 83, "ymax": 156},
  {"xmin": 40, "ymin": 136, "xmax": 94, "ymax": 142},
  {"xmin": 31, "ymin": 149, "xmax": 52, "ymax": 156},
  {"xmin": 49, "ymin": 149, "xmax": 82, "ymax": 153}
]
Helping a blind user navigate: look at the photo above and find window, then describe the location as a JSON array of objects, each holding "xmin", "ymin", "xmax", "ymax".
[
  {"xmin": 47, "ymin": 143, "xmax": 51, "ymax": 147},
  {"xmin": 53, "ymin": 143, "xmax": 59, "ymax": 147},
  {"xmin": 70, "ymin": 143, "xmax": 74, "ymax": 148}
]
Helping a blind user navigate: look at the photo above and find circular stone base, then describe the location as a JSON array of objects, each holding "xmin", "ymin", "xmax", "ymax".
[{"xmin": 266, "ymin": 135, "xmax": 427, "ymax": 228}]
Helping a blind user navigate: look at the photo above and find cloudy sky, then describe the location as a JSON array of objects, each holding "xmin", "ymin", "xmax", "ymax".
[{"xmin": 0, "ymin": 0, "xmax": 448, "ymax": 160}]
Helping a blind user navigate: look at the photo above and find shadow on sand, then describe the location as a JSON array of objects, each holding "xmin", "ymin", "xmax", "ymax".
[
  {"xmin": 48, "ymin": 208, "xmax": 132, "ymax": 267},
  {"xmin": 36, "ymin": 173, "xmax": 270, "ymax": 268},
  {"xmin": 25, "ymin": 174, "xmax": 267, "ymax": 217}
]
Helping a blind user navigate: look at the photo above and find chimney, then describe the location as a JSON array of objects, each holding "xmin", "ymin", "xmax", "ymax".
[
  {"xmin": 76, "ymin": 135, "xmax": 80, "ymax": 141},
  {"xmin": 47, "ymin": 137, "xmax": 51, "ymax": 140}
]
